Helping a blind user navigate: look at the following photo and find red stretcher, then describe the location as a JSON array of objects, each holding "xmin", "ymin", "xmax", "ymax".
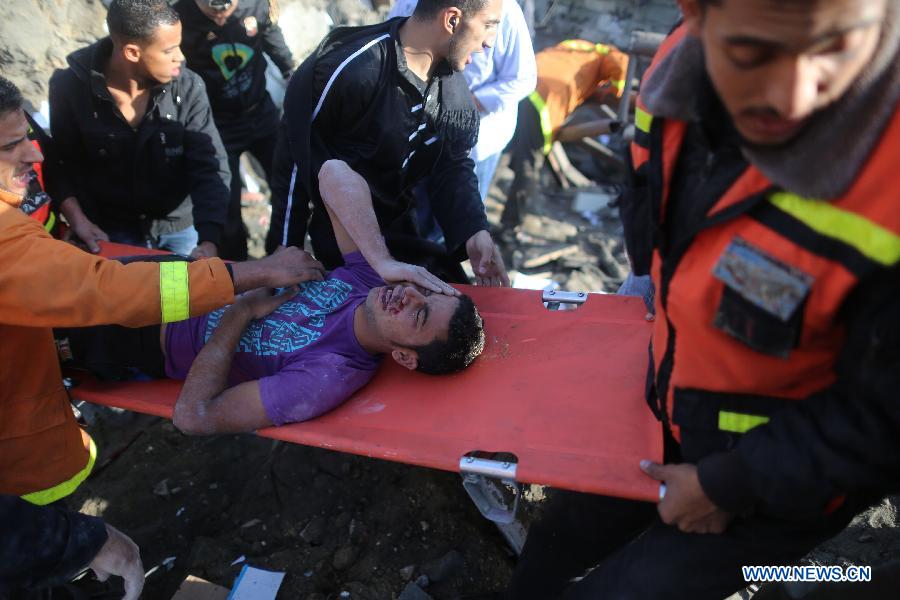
[{"xmin": 73, "ymin": 243, "xmax": 662, "ymax": 546}]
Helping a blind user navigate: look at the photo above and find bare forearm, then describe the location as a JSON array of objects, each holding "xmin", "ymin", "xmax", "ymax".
[
  {"xmin": 318, "ymin": 160, "xmax": 392, "ymax": 266},
  {"xmin": 60, "ymin": 197, "xmax": 87, "ymax": 226},
  {"xmin": 175, "ymin": 305, "xmax": 250, "ymax": 426}
]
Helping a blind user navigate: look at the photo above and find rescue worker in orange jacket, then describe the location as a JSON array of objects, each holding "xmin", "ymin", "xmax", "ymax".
[
  {"xmin": 500, "ymin": 38, "xmax": 628, "ymax": 228},
  {"xmin": 504, "ymin": 0, "xmax": 900, "ymax": 598},
  {"xmin": 0, "ymin": 75, "xmax": 325, "ymax": 597}
]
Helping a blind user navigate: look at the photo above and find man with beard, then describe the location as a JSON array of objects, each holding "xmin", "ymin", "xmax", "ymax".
[
  {"xmin": 266, "ymin": 0, "xmax": 510, "ymax": 289},
  {"xmin": 502, "ymin": 0, "xmax": 900, "ymax": 598},
  {"xmin": 0, "ymin": 74, "xmax": 325, "ymax": 599}
]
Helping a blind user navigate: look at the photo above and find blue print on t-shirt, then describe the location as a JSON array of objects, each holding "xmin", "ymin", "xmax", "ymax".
[{"xmin": 204, "ymin": 278, "xmax": 353, "ymax": 355}]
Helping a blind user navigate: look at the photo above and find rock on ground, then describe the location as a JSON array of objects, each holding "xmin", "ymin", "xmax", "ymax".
[{"xmin": 0, "ymin": 0, "xmax": 107, "ymax": 109}]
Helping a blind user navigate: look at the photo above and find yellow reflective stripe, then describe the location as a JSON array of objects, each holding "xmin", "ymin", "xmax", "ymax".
[
  {"xmin": 560, "ymin": 40, "xmax": 611, "ymax": 55},
  {"xmin": 159, "ymin": 261, "xmax": 191, "ymax": 323},
  {"xmin": 611, "ymin": 78, "xmax": 626, "ymax": 93},
  {"xmin": 43, "ymin": 211, "xmax": 56, "ymax": 232},
  {"xmin": 718, "ymin": 411, "xmax": 769, "ymax": 434},
  {"xmin": 560, "ymin": 40, "xmax": 594, "ymax": 51},
  {"xmin": 22, "ymin": 437, "xmax": 97, "ymax": 506},
  {"xmin": 770, "ymin": 192, "xmax": 900, "ymax": 267},
  {"xmin": 527, "ymin": 91, "xmax": 553, "ymax": 155},
  {"xmin": 635, "ymin": 107, "xmax": 653, "ymax": 134}
]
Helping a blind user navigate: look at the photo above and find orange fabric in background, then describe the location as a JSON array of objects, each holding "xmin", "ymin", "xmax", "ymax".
[
  {"xmin": 536, "ymin": 41, "xmax": 629, "ymax": 135},
  {"xmin": 78, "ymin": 245, "xmax": 662, "ymax": 501}
]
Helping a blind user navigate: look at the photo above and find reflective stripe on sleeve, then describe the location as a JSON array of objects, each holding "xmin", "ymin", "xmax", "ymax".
[
  {"xmin": 769, "ymin": 192, "xmax": 900, "ymax": 267},
  {"xmin": 527, "ymin": 91, "xmax": 554, "ymax": 155},
  {"xmin": 718, "ymin": 411, "xmax": 769, "ymax": 434},
  {"xmin": 159, "ymin": 261, "xmax": 191, "ymax": 323},
  {"xmin": 635, "ymin": 107, "xmax": 653, "ymax": 134},
  {"xmin": 21, "ymin": 437, "xmax": 97, "ymax": 506},
  {"xmin": 43, "ymin": 211, "xmax": 56, "ymax": 232}
]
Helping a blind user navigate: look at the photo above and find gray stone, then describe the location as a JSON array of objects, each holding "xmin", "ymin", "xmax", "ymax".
[
  {"xmin": 399, "ymin": 564, "xmax": 416, "ymax": 581},
  {"xmin": 398, "ymin": 583, "xmax": 433, "ymax": 600},
  {"xmin": 333, "ymin": 546, "xmax": 357, "ymax": 570},
  {"xmin": 301, "ymin": 516, "xmax": 327, "ymax": 545},
  {"xmin": 421, "ymin": 550, "xmax": 464, "ymax": 583}
]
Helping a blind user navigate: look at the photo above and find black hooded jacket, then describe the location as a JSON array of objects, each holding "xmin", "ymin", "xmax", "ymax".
[
  {"xmin": 47, "ymin": 38, "xmax": 230, "ymax": 246},
  {"xmin": 265, "ymin": 18, "xmax": 488, "ymax": 270}
]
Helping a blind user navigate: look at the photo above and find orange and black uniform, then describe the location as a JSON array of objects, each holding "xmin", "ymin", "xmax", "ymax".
[
  {"xmin": 505, "ymin": 25, "xmax": 900, "ymax": 600},
  {"xmin": 0, "ymin": 188, "xmax": 234, "ymax": 503},
  {"xmin": 501, "ymin": 40, "xmax": 628, "ymax": 227}
]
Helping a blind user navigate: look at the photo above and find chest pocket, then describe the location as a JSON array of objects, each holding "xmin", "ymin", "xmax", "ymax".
[
  {"xmin": 150, "ymin": 117, "xmax": 186, "ymax": 166},
  {"xmin": 712, "ymin": 237, "xmax": 813, "ymax": 358},
  {"xmin": 84, "ymin": 130, "xmax": 131, "ymax": 163}
]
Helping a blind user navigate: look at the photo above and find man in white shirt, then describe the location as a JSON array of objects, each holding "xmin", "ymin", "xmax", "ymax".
[{"xmin": 389, "ymin": 0, "xmax": 536, "ymax": 200}]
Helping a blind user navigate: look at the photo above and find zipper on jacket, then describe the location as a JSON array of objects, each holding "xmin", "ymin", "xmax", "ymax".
[{"xmin": 650, "ymin": 118, "xmax": 769, "ymax": 425}]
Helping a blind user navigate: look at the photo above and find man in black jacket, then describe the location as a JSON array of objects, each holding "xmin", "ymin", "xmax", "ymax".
[
  {"xmin": 0, "ymin": 495, "xmax": 143, "ymax": 599},
  {"xmin": 175, "ymin": 0, "xmax": 295, "ymax": 260},
  {"xmin": 47, "ymin": 0, "xmax": 230, "ymax": 258},
  {"xmin": 266, "ymin": 0, "xmax": 510, "ymax": 287}
]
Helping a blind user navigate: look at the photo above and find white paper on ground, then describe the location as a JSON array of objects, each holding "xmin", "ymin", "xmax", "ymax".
[
  {"xmin": 227, "ymin": 565, "xmax": 285, "ymax": 600},
  {"xmin": 512, "ymin": 272, "xmax": 558, "ymax": 291}
]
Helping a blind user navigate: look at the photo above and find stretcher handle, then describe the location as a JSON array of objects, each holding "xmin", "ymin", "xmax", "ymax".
[
  {"xmin": 460, "ymin": 455, "xmax": 521, "ymax": 524},
  {"xmin": 542, "ymin": 290, "xmax": 587, "ymax": 305}
]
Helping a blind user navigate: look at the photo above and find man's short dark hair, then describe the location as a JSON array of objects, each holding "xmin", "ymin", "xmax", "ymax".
[
  {"xmin": 413, "ymin": 0, "xmax": 491, "ymax": 19},
  {"xmin": 414, "ymin": 294, "xmax": 485, "ymax": 375},
  {"xmin": 0, "ymin": 77, "xmax": 23, "ymax": 118},
  {"xmin": 107, "ymin": 0, "xmax": 179, "ymax": 43}
]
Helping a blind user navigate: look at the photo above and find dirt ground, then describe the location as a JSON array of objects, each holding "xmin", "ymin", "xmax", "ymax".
[{"xmin": 73, "ymin": 411, "xmax": 522, "ymax": 599}]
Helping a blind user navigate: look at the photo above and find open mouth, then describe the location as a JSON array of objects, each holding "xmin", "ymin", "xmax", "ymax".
[{"xmin": 11, "ymin": 169, "xmax": 32, "ymax": 189}]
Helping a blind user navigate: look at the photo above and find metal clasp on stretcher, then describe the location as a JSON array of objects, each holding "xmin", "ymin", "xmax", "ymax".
[
  {"xmin": 542, "ymin": 289, "xmax": 587, "ymax": 311},
  {"xmin": 459, "ymin": 454, "xmax": 527, "ymax": 554}
]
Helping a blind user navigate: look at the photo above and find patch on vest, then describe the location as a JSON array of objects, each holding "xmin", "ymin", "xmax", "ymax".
[
  {"xmin": 712, "ymin": 238, "xmax": 812, "ymax": 321},
  {"xmin": 712, "ymin": 238, "xmax": 812, "ymax": 358}
]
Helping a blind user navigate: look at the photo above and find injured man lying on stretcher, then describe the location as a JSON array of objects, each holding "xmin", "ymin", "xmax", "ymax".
[{"xmin": 57, "ymin": 161, "xmax": 485, "ymax": 435}]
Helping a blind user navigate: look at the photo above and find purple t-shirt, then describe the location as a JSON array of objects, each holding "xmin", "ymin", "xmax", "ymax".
[{"xmin": 165, "ymin": 252, "xmax": 384, "ymax": 425}]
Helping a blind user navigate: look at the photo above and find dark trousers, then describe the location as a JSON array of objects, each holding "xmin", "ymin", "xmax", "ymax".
[
  {"xmin": 54, "ymin": 256, "xmax": 178, "ymax": 380},
  {"xmin": 217, "ymin": 99, "xmax": 279, "ymax": 261},
  {"xmin": 501, "ymin": 99, "xmax": 545, "ymax": 229},
  {"xmin": 55, "ymin": 324, "xmax": 164, "ymax": 381},
  {"xmin": 505, "ymin": 488, "xmax": 870, "ymax": 600}
]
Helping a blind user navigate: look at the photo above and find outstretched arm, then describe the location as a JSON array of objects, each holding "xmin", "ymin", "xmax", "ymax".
[{"xmin": 317, "ymin": 159, "xmax": 459, "ymax": 295}]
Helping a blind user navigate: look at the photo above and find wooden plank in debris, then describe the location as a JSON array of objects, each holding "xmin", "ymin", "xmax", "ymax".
[
  {"xmin": 171, "ymin": 575, "xmax": 229, "ymax": 600},
  {"xmin": 522, "ymin": 244, "xmax": 581, "ymax": 269}
]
